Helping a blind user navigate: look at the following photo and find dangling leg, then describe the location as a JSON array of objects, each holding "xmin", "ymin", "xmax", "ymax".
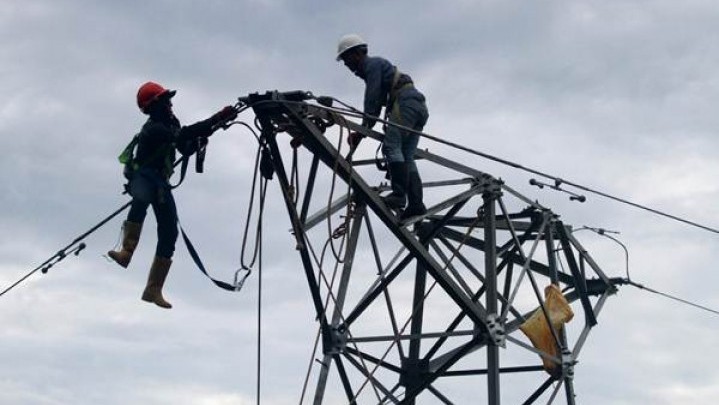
[
  {"xmin": 107, "ymin": 220, "xmax": 143, "ymax": 267},
  {"xmin": 141, "ymin": 187, "xmax": 178, "ymax": 309},
  {"xmin": 141, "ymin": 255, "xmax": 173, "ymax": 309},
  {"xmin": 108, "ymin": 178, "xmax": 150, "ymax": 268}
]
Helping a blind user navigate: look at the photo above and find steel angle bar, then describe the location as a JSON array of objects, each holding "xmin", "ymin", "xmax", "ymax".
[
  {"xmin": 329, "ymin": 354, "xmax": 356, "ymax": 405},
  {"xmin": 564, "ymin": 230, "xmax": 615, "ymax": 286},
  {"xmin": 542, "ymin": 217, "xmax": 571, "ymax": 362},
  {"xmin": 342, "ymin": 253, "xmax": 414, "ymax": 327},
  {"xmin": 443, "ymin": 365, "xmax": 546, "ymax": 377},
  {"xmin": 423, "ymin": 283, "xmax": 487, "ymax": 362},
  {"xmin": 404, "ymin": 184, "xmax": 485, "ymax": 228},
  {"xmin": 303, "ymin": 192, "xmax": 350, "ymax": 231},
  {"xmin": 435, "ymin": 236, "xmax": 484, "ymax": 281},
  {"xmin": 356, "ymin": 245, "xmax": 406, "ymax": 310},
  {"xmin": 265, "ymin": 135, "xmax": 331, "ymax": 337},
  {"xmin": 497, "ymin": 196, "xmax": 532, "ymax": 264},
  {"xmin": 348, "ymin": 329, "xmax": 476, "ymax": 344},
  {"xmin": 501, "ymin": 215, "xmax": 548, "ymax": 321},
  {"xmin": 522, "ymin": 376, "xmax": 557, "ymax": 405},
  {"xmin": 343, "ymin": 353, "xmax": 400, "ymax": 404},
  {"xmin": 482, "ymin": 191, "xmax": 501, "ymax": 405},
  {"xmin": 407, "ymin": 244, "xmax": 430, "ymax": 404},
  {"xmin": 546, "ymin": 378, "xmax": 564, "ymax": 404},
  {"xmin": 364, "ymin": 214, "xmax": 406, "ymax": 360},
  {"xmin": 426, "ymin": 385, "xmax": 454, "ymax": 405},
  {"xmin": 554, "ymin": 223, "xmax": 598, "ymax": 327},
  {"xmin": 415, "ymin": 148, "xmax": 494, "ymax": 180},
  {"xmin": 504, "ymin": 334, "xmax": 561, "ymax": 368},
  {"xmin": 343, "ymin": 202, "xmax": 481, "ymax": 330},
  {"xmin": 429, "ymin": 240, "xmax": 476, "ymax": 297},
  {"xmin": 299, "ymin": 155, "xmax": 320, "ymax": 223},
  {"xmin": 341, "ymin": 202, "xmax": 465, "ymax": 330},
  {"xmin": 423, "ymin": 178, "xmax": 476, "ymax": 188},
  {"xmin": 413, "ymin": 336, "xmax": 488, "ymax": 397},
  {"xmin": 313, "ymin": 204, "xmax": 365, "ymax": 401},
  {"xmin": 278, "ymin": 102, "xmax": 490, "ymax": 329},
  {"xmin": 440, "ymin": 227, "xmax": 575, "ymax": 286},
  {"xmin": 500, "ymin": 182, "xmax": 549, "ymax": 212},
  {"xmin": 495, "ymin": 222, "xmax": 542, "ymax": 272},
  {"xmin": 456, "ymin": 243, "xmax": 522, "ymax": 320},
  {"xmin": 310, "ymin": 106, "xmax": 385, "ymax": 142},
  {"xmin": 501, "ymin": 261, "xmax": 515, "ymax": 321},
  {"xmin": 544, "ymin": 219, "xmax": 578, "ymax": 405},
  {"xmin": 438, "ymin": 217, "xmax": 537, "ymax": 232},
  {"xmin": 572, "ymin": 290, "xmax": 612, "ymax": 358},
  {"xmin": 343, "ymin": 346, "xmax": 403, "ymax": 374},
  {"xmin": 435, "ymin": 236, "xmax": 525, "ymax": 320}
]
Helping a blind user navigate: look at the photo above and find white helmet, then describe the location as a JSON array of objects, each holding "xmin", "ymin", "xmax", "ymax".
[{"xmin": 336, "ymin": 34, "xmax": 367, "ymax": 61}]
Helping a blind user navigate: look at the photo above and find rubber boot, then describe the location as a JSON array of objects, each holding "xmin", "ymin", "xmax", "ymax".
[
  {"xmin": 401, "ymin": 171, "xmax": 427, "ymax": 220},
  {"xmin": 141, "ymin": 256, "xmax": 173, "ymax": 309},
  {"xmin": 107, "ymin": 221, "xmax": 142, "ymax": 268},
  {"xmin": 383, "ymin": 162, "xmax": 408, "ymax": 210}
]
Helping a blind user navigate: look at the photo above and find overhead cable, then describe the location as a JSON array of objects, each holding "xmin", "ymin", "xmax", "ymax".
[{"xmin": 319, "ymin": 97, "xmax": 719, "ymax": 235}]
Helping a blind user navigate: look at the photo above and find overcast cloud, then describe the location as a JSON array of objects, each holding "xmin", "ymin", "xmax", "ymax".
[{"xmin": 2, "ymin": 1, "xmax": 719, "ymax": 404}]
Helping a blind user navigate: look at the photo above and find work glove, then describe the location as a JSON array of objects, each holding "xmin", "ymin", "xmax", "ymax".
[
  {"xmin": 211, "ymin": 106, "xmax": 238, "ymax": 126},
  {"xmin": 347, "ymin": 131, "xmax": 365, "ymax": 148}
]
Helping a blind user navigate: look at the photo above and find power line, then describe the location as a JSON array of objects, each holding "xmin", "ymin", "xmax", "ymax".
[
  {"xmin": 627, "ymin": 280, "xmax": 719, "ymax": 317},
  {"xmin": 0, "ymin": 202, "xmax": 131, "ymax": 298},
  {"xmin": 320, "ymin": 97, "xmax": 719, "ymax": 235}
]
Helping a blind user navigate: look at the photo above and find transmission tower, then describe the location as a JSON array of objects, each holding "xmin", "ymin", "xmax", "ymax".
[{"xmin": 242, "ymin": 90, "xmax": 623, "ymax": 404}]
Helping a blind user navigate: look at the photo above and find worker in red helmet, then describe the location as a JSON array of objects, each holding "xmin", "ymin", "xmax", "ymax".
[
  {"xmin": 336, "ymin": 34, "xmax": 429, "ymax": 219},
  {"xmin": 107, "ymin": 81, "xmax": 238, "ymax": 309}
]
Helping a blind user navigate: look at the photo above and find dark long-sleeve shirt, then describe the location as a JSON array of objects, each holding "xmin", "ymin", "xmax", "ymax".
[
  {"xmin": 357, "ymin": 55, "xmax": 423, "ymax": 129},
  {"xmin": 357, "ymin": 56, "xmax": 397, "ymax": 129},
  {"xmin": 135, "ymin": 114, "xmax": 215, "ymax": 177}
]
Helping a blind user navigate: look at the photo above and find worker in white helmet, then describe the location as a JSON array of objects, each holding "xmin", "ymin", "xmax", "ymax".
[{"xmin": 336, "ymin": 34, "xmax": 429, "ymax": 219}]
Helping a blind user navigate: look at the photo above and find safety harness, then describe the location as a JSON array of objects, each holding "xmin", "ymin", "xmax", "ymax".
[
  {"xmin": 117, "ymin": 132, "xmax": 192, "ymax": 190},
  {"xmin": 375, "ymin": 68, "xmax": 415, "ymax": 173}
]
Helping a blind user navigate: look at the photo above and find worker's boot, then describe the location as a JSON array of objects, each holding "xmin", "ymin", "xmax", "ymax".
[
  {"xmin": 141, "ymin": 256, "xmax": 173, "ymax": 309},
  {"xmin": 107, "ymin": 221, "xmax": 142, "ymax": 268},
  {"xmin": 402, "ymin": 171, "xmax": 427, "ymax": 220},
  {"xmin": 383, "ymin": 162, "xmax": 408, "ymax": 210}
]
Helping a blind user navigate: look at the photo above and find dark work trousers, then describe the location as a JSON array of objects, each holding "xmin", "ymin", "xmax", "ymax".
[
  {"xmin": 382, "ymin": 90, "xmax": 429, "ymax": 174},
  {"xmin": 126, "ymin": 168, "xmax": 178, "ymax": 258}
]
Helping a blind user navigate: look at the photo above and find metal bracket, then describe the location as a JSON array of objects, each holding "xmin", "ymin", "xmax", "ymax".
[
  {"xmin": 561, "ymin": 348, "xmax": 575, "ymax": 380},
  {"xmin": 326, "ymin": 326, "xmax": 348, "ymax": 355},
  {"xmin": 486, "ymin": 314, "xmax": 506, "ymax": 348}
]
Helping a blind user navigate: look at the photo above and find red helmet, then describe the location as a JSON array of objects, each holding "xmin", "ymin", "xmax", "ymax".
[{"xmin": 136, "ymin": 81, "xmax": 176, "ymax": 113}]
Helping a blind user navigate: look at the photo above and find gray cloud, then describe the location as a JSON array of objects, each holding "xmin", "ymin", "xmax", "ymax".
[{"xmin": 1, "ymin": 0, "xmax": 718, "ymax": 404}]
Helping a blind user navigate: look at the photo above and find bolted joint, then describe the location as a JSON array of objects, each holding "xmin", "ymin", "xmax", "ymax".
[
  {"xmin": 486, "ymin": 314, "xmax": 506, "ymax": 348},
  {"xmin": 561, "ymin": 349, "xmax": 576, "ymax": 380},
  {"xmin": 324, "ymin": 326, "xmax": 348, "ymax": 355}
]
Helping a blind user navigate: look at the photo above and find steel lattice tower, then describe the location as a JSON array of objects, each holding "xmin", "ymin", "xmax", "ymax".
[{"xmin": 243, "ymin": 91, "xmax": 622, "ymax": 405}]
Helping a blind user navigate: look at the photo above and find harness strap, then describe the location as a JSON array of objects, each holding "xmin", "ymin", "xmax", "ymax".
[
  {"xmin": 384, "ymin": 68, "xmax": 414, "ymax": 127},
  {"xmin": 179, "ymin": 222, "xmax": 243, "ymax": 291},
  {"xmin": 169, "ymin": 155, "xmax": 190, "ymax": 189}
]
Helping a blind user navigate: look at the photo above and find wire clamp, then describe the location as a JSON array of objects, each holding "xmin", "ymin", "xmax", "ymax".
[{"xmin": 529, "ymin": 178, "xmax": 586, "ymax": 203}]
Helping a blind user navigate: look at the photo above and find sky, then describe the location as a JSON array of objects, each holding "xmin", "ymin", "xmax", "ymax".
[{"xmin": 1, "ymin": 0, "xmax": 719, "ymax": 404}]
